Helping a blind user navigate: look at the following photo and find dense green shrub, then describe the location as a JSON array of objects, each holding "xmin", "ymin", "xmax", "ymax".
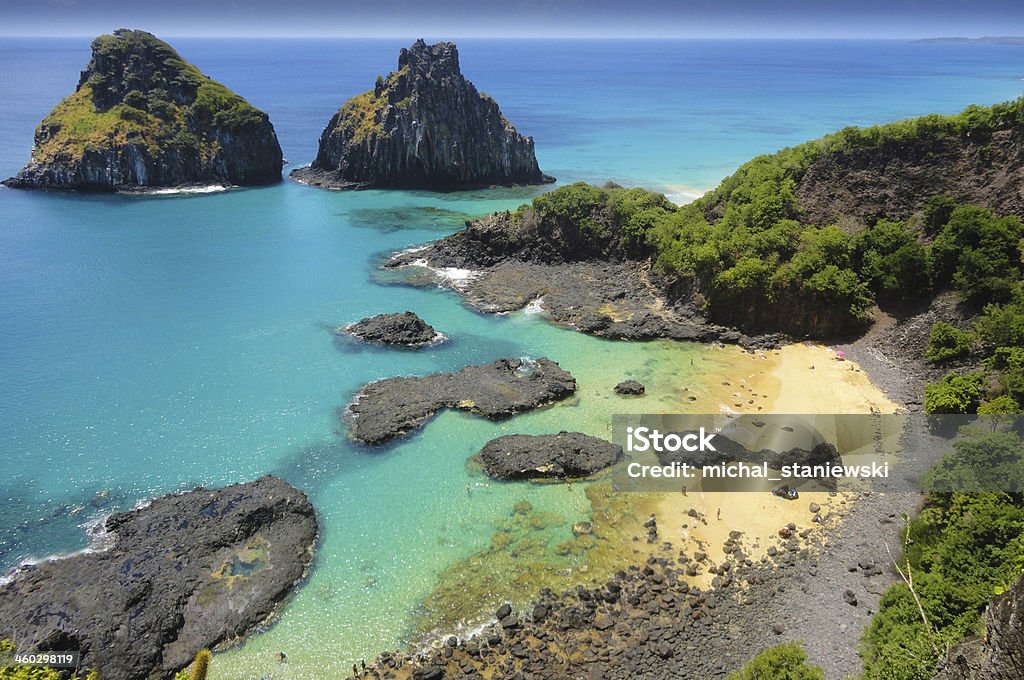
[
  {"xmin": 852, "ymin": 219, "xmax": 930, "ymax": 302},
  {"xmin": 727, "ymin": 642, "xmax": 825, "ymax": 680},
  {"xmin": 974, "ymin": 294, "xmax": 1024, "ymax": 350},
  {"xmin": 924, "ymin": 372, "xmax": 986, "ymax": 414},
  {"xmin": 930, "ymin": 206, "xmax": 1023, "ymax": 305},
  {"xmin": 926, "ymin": 321, "xmax": 974, "ymax": 363},
  {"xmin": 862, "ymin": 484, "xmax": 1024, "ymax": 680},
  {"xmin": 923, "ymin": 428, "xmax": 1024, "ymax": 493}
]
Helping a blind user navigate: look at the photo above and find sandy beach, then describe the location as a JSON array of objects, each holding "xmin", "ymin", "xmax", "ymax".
[{"xmin": 650, "ymin": 342, "xmax": 901, "ymax": 585}]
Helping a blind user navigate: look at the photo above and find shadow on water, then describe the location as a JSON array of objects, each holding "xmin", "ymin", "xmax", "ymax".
[
  {"xmin": 269, "ymin": 439, "xmax": 359, "ymax": 496},
  {"xmin": 346, "ymin": 205, "xmax": 477, "ymax": 233}
]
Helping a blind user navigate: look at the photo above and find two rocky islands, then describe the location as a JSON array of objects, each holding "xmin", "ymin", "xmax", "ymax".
[{"xmin": 5, "ymin": 32, "xmax": 551, "ymax": 192}]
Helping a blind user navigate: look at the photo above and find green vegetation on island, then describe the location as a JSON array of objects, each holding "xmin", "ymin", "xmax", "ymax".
[
  {"xmin": 36, "ymin": 31, "xmax": 267, "ymax": 164},
  {"xmin": 5, "ymin": 29, "xmax": 282, "ymax": 190}
]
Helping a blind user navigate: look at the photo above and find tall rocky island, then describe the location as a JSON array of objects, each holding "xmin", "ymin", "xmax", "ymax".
[
  {"xmin": 3, "ymin": 29, "xmax": 283, "ymax": 191},
  {"xmin": 292, "ymin": 39, "xmax": 553, "ymax": 190}
]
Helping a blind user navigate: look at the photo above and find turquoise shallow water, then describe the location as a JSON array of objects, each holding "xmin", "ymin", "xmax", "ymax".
[{"xmin": 1, "ymin": 37, "xmax": 1023, "ymax": 677}]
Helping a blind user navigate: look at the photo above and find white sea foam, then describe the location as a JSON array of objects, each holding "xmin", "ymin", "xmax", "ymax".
[
  {"xmin": 132, "ymin": 184, "xmax": 231, "ymax": 196},
  {"xmin": 522, "ymin": 296, "xmax": 546, "ymax": 315},
  {"xmin": 407, "ymin": 258, "xmax": 482, "ymax": 289},
  {"xmin": 663, "ymin": 186, "xmax": 708, "ymax": 206},
  {"xmin": 0, "ymin": 511, "xmax": 117, "ymax": 585}
]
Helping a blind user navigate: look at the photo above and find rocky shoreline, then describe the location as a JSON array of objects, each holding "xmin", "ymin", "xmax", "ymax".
[
  {"xmin": 386, "ymin": 252, "xmax": 787, "ymax": 349},
  {"xmin": 0, "ymin": 476, "xmax": 317, "ymax": 680},
  {"xmin": 345, "ymin": 394, "xmax": 940, "ymax": 680}
]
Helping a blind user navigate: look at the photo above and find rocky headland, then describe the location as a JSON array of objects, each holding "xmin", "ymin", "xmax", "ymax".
[
  {"xmin": 347, "ymin": 357, "xmax": 576, "ymax": 445},
  {"xmin": 388, "ymin": 97, "xmax": 1024, "ymax": 351},
  {"xmin": 0, "ymin": 476, "xmax": 317, "ymax": 680},
  {"xmin": 291, "ymin": 39, "xmax": 554, "ymax": 190},
  {"xmin": 343, "ymin": 311, "xmax": 443, "ymax": 347},
  {"xmin": 3, "ymin": 29, "xmax": 283, "ymax": 191},
  {"xmin": 477, "ymin": 432, "xmax": 623, "ymax": 481}
]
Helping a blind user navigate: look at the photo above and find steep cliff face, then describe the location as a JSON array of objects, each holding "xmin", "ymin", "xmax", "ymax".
[
  {"xmin": 292, "ymin": 39, "xmax": 553, "ymax": 190},
  {"xmin": 3, "ymin": 29, "xmax": 283, "ymax": 191},
  {"xmin": 796, "ymin": 128, "xmax": 1024, "ymax": 226},
  {"xmin": 933, "ymin": 574, "xmax": 1024, "ymax": 680},
  {"xmin": 702, "ymin": 101, "xmax": 1024, "ymax": 228}
]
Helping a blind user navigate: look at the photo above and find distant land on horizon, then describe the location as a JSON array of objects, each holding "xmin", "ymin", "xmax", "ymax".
[{"xmin": 915, "ymin": 36, "xmax": 1024, "ymax": 45}]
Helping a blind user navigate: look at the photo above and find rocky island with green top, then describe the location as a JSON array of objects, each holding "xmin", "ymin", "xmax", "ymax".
[
  {"xmin": 3, "ymin": 29, "xmax": 283, "ymax": 192},
  {"xmin": 292, "ymin": 39, "xmax": 554, "ymax": 190}
]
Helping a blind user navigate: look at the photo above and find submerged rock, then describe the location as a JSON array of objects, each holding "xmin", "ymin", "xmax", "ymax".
[
  {"xmin": 0, "ymin": 476, "xmax": 316, "ymax": 680},
  {"xmin": 292, "ymin": 39, "xmax": 554, "ymax": 190},
  {"xmin": 3, "ymin": 29, "xmax": 282, "ymax": 191},
  {"xmin": 478, "ymin": 432, "xmax": 624, "ymax": 480},
  {"xmin": 343, "ymin": 311, "xmax": 441, "ymax": 347},
  {"xmin": 348, "ymin": 357, "xmax": 576, "ymax": 444}
]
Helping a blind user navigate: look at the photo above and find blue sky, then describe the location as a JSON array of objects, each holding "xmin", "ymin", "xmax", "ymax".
[{"xmin": 1, "ymin": 0, "xmax": 1023, "ymax": 38}]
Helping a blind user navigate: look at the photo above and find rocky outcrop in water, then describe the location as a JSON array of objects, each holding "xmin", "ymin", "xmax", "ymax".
[
  {"xmin": 614, "ymin": 380, "xmax": 646, "ymax": 395},
  {"xmin": 478, "ymin": 432, "xmax": 623, "ymax": 480},
  {"xmin": 933, "ymin": 574, "xmax": 1024, "ymax": 680},
  {"xmin": 343, "ymin": 311, "xmax": 441, "ymax": 347},
  {"xmin": 3, "ymin": 29, "xmax": 282, "ymax": 191},
  {"xmin": 348, "ymin": 358, "xmax": 576, "ymax": 444},
  {"xmin": 291, "ymin": 39, "xmax": 553, "ymax": 190},
  {"xmin": 0, "ymin": 476, "xmax": 316, "ymax": 680}
]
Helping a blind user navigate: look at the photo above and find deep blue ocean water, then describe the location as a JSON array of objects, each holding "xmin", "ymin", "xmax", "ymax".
[{"xmin": 0, "ymin": 38, "xmax": 1022, "ymax": 677}]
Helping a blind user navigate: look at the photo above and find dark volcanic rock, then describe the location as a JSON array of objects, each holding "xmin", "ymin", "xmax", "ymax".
[
  {"xmin": 291, "ymin": 39, "xmax": 553, "ymax": 190},
  {"xmin": 795, "ymin": 129, "xmax": 1024, "ymax": 227},
  {"xmin": 348, "ymin": 357, "xmax": 576, "ymax": 444},
  {"xmin": 478, "ymin": 432, "xmax": 623, "ymax": 480},
  {"xmin": 3, "ymin": 29, "xmax": 282, "ymax": 192},
  {"xmin": 614, "ymin": 380, "xmax": 646, "ymax": 395},
  {"xmin": 655, "ymin": 431, "xmax": 842, "ymax": 487},
  {"xmin": 0, "ymin": 476, "xmax": 316, "ymax": 680},
  {"xmin": 344, "ymin": 311, "xmax": 441, "ymax": 347},
  {"xmin": 933, "ymin": 574, "xmax": 1024, "ymax": 680}
]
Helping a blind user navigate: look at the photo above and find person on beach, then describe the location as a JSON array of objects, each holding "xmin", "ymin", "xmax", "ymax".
[
  {"xmin": 466, "ymin": 484, "xmax": 471, "ymax": 495},
  {"xmin": 717, "ymin": 508, "xmax": 721, "ymax": 520}
]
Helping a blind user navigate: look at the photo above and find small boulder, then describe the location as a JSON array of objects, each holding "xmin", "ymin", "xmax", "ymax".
[
  {"xmin": 344, "ymin": 311, "xmax": 440, "ymax": 347},
  {"xmin": 614, "ymin": 380, "xmax": 645, "ymax": 395},
  {"xmin": 478, "ymin": 432, "xmax": 623, "ymax": 481},
  {"xmin": 572, "ymin": 521, "xmax": 594, "ymax": 537}
]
